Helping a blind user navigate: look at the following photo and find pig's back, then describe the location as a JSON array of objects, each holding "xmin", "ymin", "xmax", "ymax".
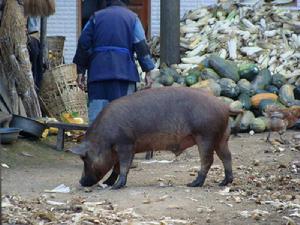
[{"xmin": 98, "ymin": 87, "xmax": 229, "ymax": 140}]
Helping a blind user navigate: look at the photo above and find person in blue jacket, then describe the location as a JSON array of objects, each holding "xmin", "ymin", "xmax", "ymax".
[{"xmin": 73, "ymin": 0, "xmax": 155, "ymax": 124}]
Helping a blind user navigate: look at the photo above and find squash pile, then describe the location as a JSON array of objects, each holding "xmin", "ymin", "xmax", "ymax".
[{"xmin": 151, "ymin": 55, "xmax": 300, "ymax": 133}]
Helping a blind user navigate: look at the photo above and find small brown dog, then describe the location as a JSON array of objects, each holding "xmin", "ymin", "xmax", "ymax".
[{"xmin": 264, "ymin": 106, "xmax": 300, "ymax": 143}]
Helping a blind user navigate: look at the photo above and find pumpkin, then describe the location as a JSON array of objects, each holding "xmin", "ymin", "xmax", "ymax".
[
  {"xmin": 279, "ymin": 84, "xmax": 295, "ymax": 106},
  {"xmin": 258, "ymin": 116, "xmax": 270, "ymax": 130},
  {"xmin": 265, "ymin": 85, "xmax": 279, "ymax": 94},
  {"xmin": 185, "ymin": 73, "xmax": 199, "ymax": 86},
  {"xmin": 176, "ymin": 76, "xmax": 186, "ymax": 85},
  {"xmin": 159, "ymin": 74, "xmax": 174, "ymax": 86},
  {"xmin": 238, "ymin": 93, "xmax": 252, "ymax": 110},
  {"xmin": 230, "ymin": 100, "xmax": 243, "ymax": 111},
  {"xmin": 239, "ymin": 111, "xmax": 255, "ymax": 132},
  {"xmin": 238, "ymin": 63, "xmax": 259, "ymax": 81},
  {"xmin": 218, "ymin": 96, "xmax": 234, "ymax": 105},
  {"xmin": 191, "ymin": 79, "xmax": 221, "ymax": 96},
  {"xmin": 251, "ymin": 93, "xmax": 278, "ymax": 108},
  {"xmin": 250, "ymin": 118, "xmax": 266, "ymax": 133},
  {"xmin": 251, "ymin": 68, "xmax": 272, "ymax": 92},
  {"xmin": 237, "ymin": 79, "xmax": 255, "ymax": 96},
  {"xmin": 294, "ymin": 86, "xmax": 300, "ymax": 100},
  {"xmin": 272, "ymin": 73, "xmax": 286, "ymax": 88},
  {"xmin": 258, "ymin": 99, "xmax": 278, "ymax": 114},
  {"xmin": 219, "ymin": 78, "xmax": 240, "ymax": 98},
  {"xmin": 200, "ymin": 68, "xmax": 220, "ymax": 80},
  {"xmin": 208, "ymin": 55, "xmax": 240, "ymax": 82},
  {"xmin": 160, "ymin": 67, "xmax": 181, "ymax": 82}
]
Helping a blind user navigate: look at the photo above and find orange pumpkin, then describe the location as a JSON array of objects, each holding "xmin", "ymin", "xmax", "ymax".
[{"xmin": 251, "ymin": 93, "xmax": 278, "ymax": 108}]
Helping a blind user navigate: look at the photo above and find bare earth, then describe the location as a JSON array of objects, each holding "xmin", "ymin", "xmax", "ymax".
[{"xmin": 1, "ymin": 131, "xmax": 300, "ymax": 225}]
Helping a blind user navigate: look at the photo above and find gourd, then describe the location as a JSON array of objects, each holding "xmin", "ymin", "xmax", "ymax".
[
  {"xmin": 251, "ymin": 68, "xmax": 272, "ymax": 92},
  {"xmin": 251, "ymin": 93, "xmax": 278, "ymax": 108},
  {"xmin": 159, "ymin": 74, "xmax": 174, "ymax": 86},
  {"xmin": 265, "ymin": 85, "xmax": 279, "ymax": 94},
  {"xmin": 250, "ymin": 118, "xmax": 266, "ymax": 133},
  {"xmin": 271, "ymin": 73, "xmax": 286, "ymax": 88},
  {"xmin": 191, "ymin": 79, "xmax": 221, "ymax": 96},
  {"xmin": 238, "ymin": 93, "xmax": 252, "ymax": 110},
  {"xmin": 230, "ymin": 100, "xmax": 243, "ymax": 111},
  {"xmin": 294, "ymin": 86, "xmax": 300, "ymax": 100},
  {"xmin": 239, "ymin": 111, "xmax": 255, "ymax": 132},
  {"xmin": 208, "ymin": 55, "xmax": 240, "ymax": 82},
  {"xmin": 200, "ymin": 68, "xmax": 220, "ymax": 80},
  {"xmin": 218, "ymin": 96, "xmax": 234, "ymax": 105},
  {"xmin": 219, "ymin": 78, "xmax": 240, "ymax": 98},
  {"xmin": 237, "ymin": 79, "xmax": 255, "ymax": 96},
  {"xmin": 279, "ymin": 84, "xmax": 295, "ymax": 106},
  {"xmin": 238, "ymin": 63, "xmax": 259, "ymax": 81}
]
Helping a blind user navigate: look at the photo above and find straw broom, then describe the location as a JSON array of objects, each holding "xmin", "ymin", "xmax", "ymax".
[{"xmin": 24, "ymin": 0, "xmax": 55, "ymax": 17}]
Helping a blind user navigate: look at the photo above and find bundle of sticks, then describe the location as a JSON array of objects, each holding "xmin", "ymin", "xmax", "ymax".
[{"xmin": 23, "ymin": 0, "xmax": 55, "ymax": 17}]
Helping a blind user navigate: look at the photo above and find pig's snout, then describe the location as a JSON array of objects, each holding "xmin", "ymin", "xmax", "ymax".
[{"xmin": 80, "ymin": 175, "xmax": 99, "ymax": 187}]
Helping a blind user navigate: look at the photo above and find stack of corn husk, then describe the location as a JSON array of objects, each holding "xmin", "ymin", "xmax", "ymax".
[
  {"xmin": 150, "ymin": 2, "xmax": 300, "ymax": 78},
  {"xmin": 145, "ymin": 1, "xmax": 300, "ymax": 134}
]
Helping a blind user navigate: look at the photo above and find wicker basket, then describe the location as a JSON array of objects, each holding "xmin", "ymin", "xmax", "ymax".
[
  {"xmin": 40, "ymin": 64, "xmax": 88, "ymax": 121},
  {"xmin": 47, "ymin": 36, "xmax": 65, "ymax": 68}
]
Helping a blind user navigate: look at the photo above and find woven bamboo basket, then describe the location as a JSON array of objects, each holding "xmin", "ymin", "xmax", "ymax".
[
  {"xmin": 47, "ymin": 36, "xmax": 65, "ymax": 68},
  {"xmin": 40, "ymin": 64, "xmax": 88, "ymax": 121}
]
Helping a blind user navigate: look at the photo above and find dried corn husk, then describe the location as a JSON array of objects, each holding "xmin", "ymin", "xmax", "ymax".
[{"xmin": 150, "ymin": 3, "xmax": 300, "ymax": 80}]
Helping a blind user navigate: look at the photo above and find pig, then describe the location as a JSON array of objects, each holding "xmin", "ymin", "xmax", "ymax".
[{"xmin": 70, "ymin": 87, "xmax": 242, "ymax": 189}]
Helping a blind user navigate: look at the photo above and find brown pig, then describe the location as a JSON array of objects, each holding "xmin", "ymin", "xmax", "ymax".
[{"xmin": 70, "ymin": 87, "xmax": 241, "ymax": 189}]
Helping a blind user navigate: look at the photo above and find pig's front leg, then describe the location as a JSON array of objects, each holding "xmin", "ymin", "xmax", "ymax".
[
  {"xmin": 103, "ymin": 162, "xmax": 120, "ymax": 186},
  {"xmin": 111, "ymin": 144, "xmax": 134, "ymax": 190}
]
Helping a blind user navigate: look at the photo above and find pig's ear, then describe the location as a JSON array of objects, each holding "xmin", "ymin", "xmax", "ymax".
[{"xmin": 68, "ymin": 143, "xmax": 88, "ymax": 156}]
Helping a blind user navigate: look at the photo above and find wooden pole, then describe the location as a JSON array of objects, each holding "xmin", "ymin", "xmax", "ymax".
[
  {"xmin": 40, "ymin": 17, "xmax": 48, "ymax": 67},
  {"xmin": 160, "ymin": 0, "xmax": 180, "ymax": 66}
]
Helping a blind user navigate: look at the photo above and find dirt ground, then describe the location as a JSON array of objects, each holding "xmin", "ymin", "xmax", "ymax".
[{"xmin": 1, "ymin": 131, "xmax": 300, "ymax": 225}]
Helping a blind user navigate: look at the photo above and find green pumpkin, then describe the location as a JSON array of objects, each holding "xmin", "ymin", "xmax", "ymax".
[
  {"xmin": 265, "ymin": 85, "xmax": 279, "ymax": 94},
  {"xmin": 240, "ymin": 111, "xmax": 255, "ymax": 132},
  {"xmin": 238, "ymin": 93, "xmax": 252, "ymax": 110},
  {"xmin": 251, "ymin": 68, "xmax": 272, "ymax": 92},
  {"xmin": 159, "ymin": 75, "xmax": 174, "ymax": 86},
  {"xmin": 208, "ymin": 55, "xmax": 240, "ymax": 82},
  {"xmin": 200, "ymin": 68, "xmax": 220, "ymax": 80},
  {"xmin": 185, "ymin": 73, "xmax": 199, "ymax": 87},
  {"xmin": 279, "ymin": 84, "xmax": 295, "ymax": 106},
  {"xmin": 238, "ymin": 63, "xmax": 259, "ymax": 81},
  {"xmin": 218, "ymin": 96, "xmax": 234, "ymax": 105},
  {"xmin": 160, "ymin": 67, "xmax": 181, "ymax": 82},
  {"xmin": 272, "ymin": 73, "xmax": 286, "ymax": 88},
  {"xmin": 250, "ymin": 118, "xmax": 266, "ymax": 133},
  {"xmin": 294, "ymin": 86, "xmax": 300, "ymax": 100},
  {"xmin": 237, "ymin": 79, "xmax": 255, "ymax": 96},
  {"xmin": 219, "ymin": 78, "xmax": 240, "ymax": 98}
]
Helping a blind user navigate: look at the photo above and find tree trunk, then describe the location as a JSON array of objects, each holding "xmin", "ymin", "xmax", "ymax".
[{"xmin": 0, "ymin": 0, "xmax": 42, "ymax": 117}]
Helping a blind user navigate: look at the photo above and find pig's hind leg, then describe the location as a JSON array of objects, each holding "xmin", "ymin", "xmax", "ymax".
[
  {"xmin": 215, "ymin": 141, "xmax": 233, "ymax": 186},
  {"xmin": 187, "ymin": 136, "xmax": 214, "ymax": 187},
  {"xmin": 111, "ymin": 144, "xmax": 134, "ymax": 189},
  {"xmin": 103, "ymin": 162, "xmax": 120, "ymax": 186}
]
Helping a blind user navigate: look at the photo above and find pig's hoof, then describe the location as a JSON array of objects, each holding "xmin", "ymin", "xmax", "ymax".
[
  {"xmin": 111, "ymin": 183, "xmax": 126, "ymax": 190},
  {"xmin": 111, "ymin": 176, "xmax": 127, "ymax": 190},
  {"xmin": 187, "ymin": 180, "xmax": 204, "ymax": 187},
  {"xmin": 219, "ymin": 177, "xmax": 233, "ymax": 186}
]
